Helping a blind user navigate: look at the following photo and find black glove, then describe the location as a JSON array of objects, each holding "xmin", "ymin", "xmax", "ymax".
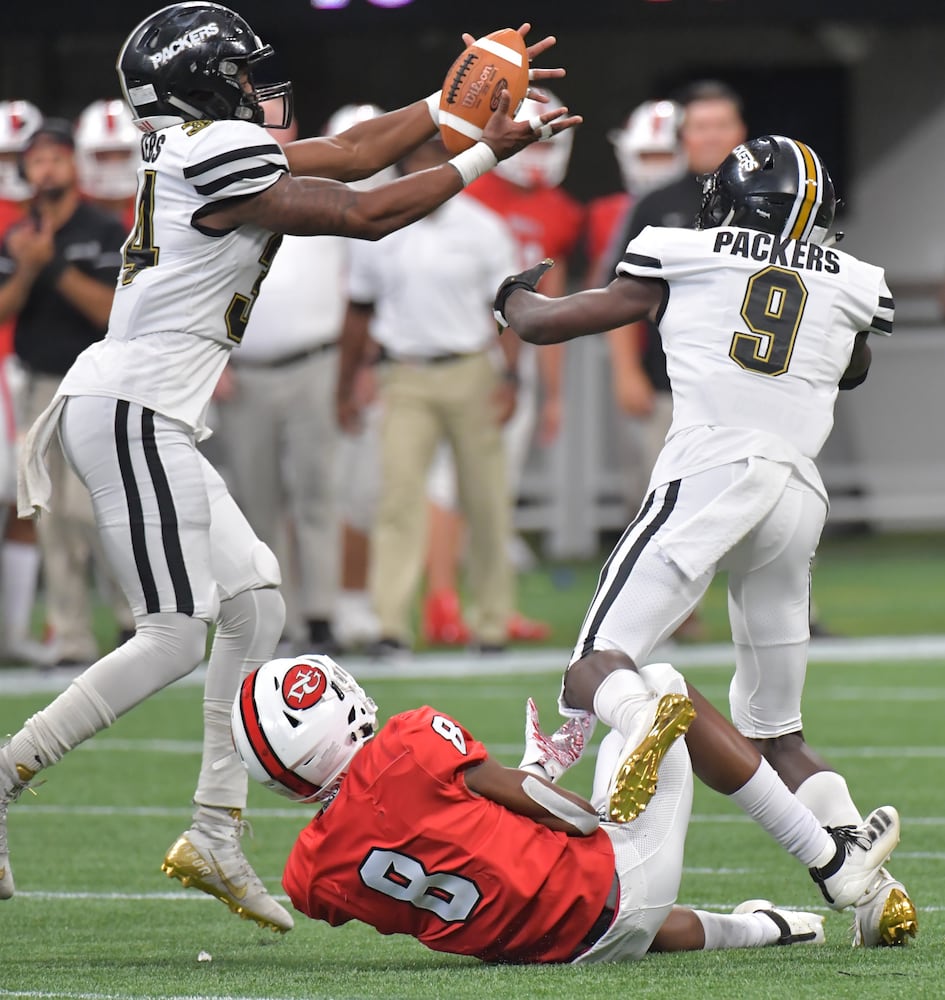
[{"xmin": 493, "ymin": 258, "xmax": 555, "ymax": 330}]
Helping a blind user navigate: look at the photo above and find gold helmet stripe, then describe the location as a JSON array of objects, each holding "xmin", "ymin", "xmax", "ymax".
[{"xmin": 787, "ymin": 138, "xmax": 821, "ymax": 241}]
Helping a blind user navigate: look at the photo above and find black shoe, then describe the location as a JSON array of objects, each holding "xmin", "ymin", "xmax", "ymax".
[
  {"xmin": 809, "ymin": 619, "xmax": 840, "ymax": 639},
  {"xmin": 306, "ymin": 619, "xmax": 343, "ymax": 657},
  {"xmin": 471, "ymin": 643, "xmax": 506, "ymax": 655},
  {"xmin": 365, "ymin": 637, "xmax": 409, "ymax": 660}
]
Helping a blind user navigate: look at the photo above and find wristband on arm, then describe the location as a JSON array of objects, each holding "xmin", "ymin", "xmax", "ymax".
[{"xmin": 493, "ymin": 258, "xmax": 555, "ymax": 329}]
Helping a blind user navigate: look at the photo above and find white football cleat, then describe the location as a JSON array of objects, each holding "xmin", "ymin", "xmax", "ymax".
[
  {"xmin": 809, "ymin": 806, "xmax": 900, "ymax": 911},
  {"xmin": 162, "ymin": 807, "xmax": 294, "ymax": 933},
  {"xmin": 333, "ymin": 591, "xmax": 381, "ymax": 649},
  {"xmin": 852, "ymin": 870, "xmax": 917, "ymax": 947},
  {"xmin": 0, "ymin": 743, "xmax": 39, "ymax": 901},
  {"xmin": 0, "ymin": 788, "xmax": 13, "ymax": 900},
  {"xmin": 733, "ymin": 899, "xmax": 826, "ymax": 946}
]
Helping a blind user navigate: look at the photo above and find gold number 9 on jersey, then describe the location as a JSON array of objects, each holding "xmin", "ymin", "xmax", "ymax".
[
  {"xmin": 224, "ymin": 233, "xmax": 283, "ymax": 345},
  {"xmin": 730, "ymin": 265, "xmax": 808, "ymax": 377}
]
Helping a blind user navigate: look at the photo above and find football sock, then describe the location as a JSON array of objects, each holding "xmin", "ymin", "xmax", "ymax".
[
  {"xmin": 729, "ymin": 758, "xmax": 834, "ymax": 868},
  {"xmin": 4, "ymin": 613, "xmax": 207, "ymax": 778},
  {"xmin": 592, "ymin": 669, "xmax": 653, "ymax": 737},
  {"xmin": 795, "ymin": 770, "xmax": 863, "ymax": 828},
  {"xmin": 1, "ymin": 540, "xmax": 41, "ymax": 645},
  {"xmin": 695, "ymin": 909, "xmax": 779, "ymax": 950},
  {"xmin": 194, "ymin": 588, "xmax": 285, "ymax": 809},
  {"xmin": 590, "ymin": 728, "xmax": 625, "ymax": 813},
  {"xmin": 7, "ymin": 676, "xmax": 115, "ymax": 778}
]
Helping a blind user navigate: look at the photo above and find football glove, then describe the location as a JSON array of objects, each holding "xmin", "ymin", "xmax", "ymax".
[
  {"xmin": 519, "ymin": 697, "xmax": 594, "ymax": 782},
  {"xmin": 493, "ymin": 258, "xmax": 555, "ymax": 330}
]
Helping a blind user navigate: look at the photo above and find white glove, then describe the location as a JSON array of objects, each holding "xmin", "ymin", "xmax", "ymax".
[{"xmin": 519, "ymin": 697, "xmax": 595, "ymax": 782}]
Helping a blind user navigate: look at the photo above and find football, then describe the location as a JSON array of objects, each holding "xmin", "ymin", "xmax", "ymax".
[{"xmin": 438, "ymin": 28, "xmax": 529, "ymax": 154}]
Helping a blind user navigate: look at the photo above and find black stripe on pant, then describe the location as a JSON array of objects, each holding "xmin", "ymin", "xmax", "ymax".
[
  {"xmin": 580, "ymin": 479, "xmax": 681, "ymax": 659},
  {"xmin": 114, "ymin": 400, "xmax": 195, "ymax": 616}
]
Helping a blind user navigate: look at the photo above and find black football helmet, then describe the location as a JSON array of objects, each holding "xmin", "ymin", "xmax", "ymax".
[
  {"xmin": 696, "ymin": 135, "xmax": 836, "ymax": 244},
  {"xmin": 117, "ymin": 2, "xmax": 293, "ymax": 132}
]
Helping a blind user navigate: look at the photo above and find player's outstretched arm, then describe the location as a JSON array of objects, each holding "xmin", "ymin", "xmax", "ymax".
[
  {"xmin": 497, "ymin": 271, "xmax": 664, "ymax": 346},
  {"xmin": 287, "ymin": 24, "xmax": 568, "ymax": 182},
  {"xmin": 464, "ymin": 755, "xmax": 600, "ymax": 836},
  {"xmin": 198, "ymin": 94, "xmax": 578, "ymax": 241},
  {"xmin": 285, "ymin": 100, "xmax": 438, "ymax": 183}
]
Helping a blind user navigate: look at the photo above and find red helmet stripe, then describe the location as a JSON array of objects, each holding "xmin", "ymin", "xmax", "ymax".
[{"xmin": 238, "ymin": 674, "xmax": 319, "ymax": 798}]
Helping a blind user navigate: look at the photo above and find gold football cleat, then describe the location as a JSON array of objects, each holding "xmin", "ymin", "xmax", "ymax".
[
  {"xmin": 162, "ymin": 810, "xmax": 294, "ymax": 933},
  {"xmin": 852, "ymin": 875, "xmax": 917, "ymax": 947},
  {"xmin": 608, "ymin": 693, "xmax": 696, "ymax": 823},
  {"xmin": 875, "ymin": 887, "xmax": 918, "ymax": 946}
]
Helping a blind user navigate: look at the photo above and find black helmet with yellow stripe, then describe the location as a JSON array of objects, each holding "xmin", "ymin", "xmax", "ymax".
[{"xmin": 696, "ymin": 135, "xmax": 836, "ymax": 245}]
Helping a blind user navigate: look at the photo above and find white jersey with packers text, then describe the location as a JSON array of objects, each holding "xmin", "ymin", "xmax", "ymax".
[
  {"xmin": 617, "ymin": 225, "xmax": 893, "ymax": 495},
  {"xmin": 57, "ymin": 118, "xmax": 288, "ymax": 435}
]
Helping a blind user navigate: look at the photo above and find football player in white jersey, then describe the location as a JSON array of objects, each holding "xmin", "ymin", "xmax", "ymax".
[
  {"xmin": 0, "ymin": 1, "xmax": 580, "ymax": 931},
  {"xmin": 494, "ymin": 134, "xmax": 916, "ymax": 949}
]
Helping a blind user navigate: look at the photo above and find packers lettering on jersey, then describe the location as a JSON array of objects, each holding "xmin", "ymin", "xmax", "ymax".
[{"xmin": 712, "ymin": 229, "xmax": 840, "ymax": 275}]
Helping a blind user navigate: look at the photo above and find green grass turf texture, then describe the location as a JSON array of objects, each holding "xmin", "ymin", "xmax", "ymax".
[{"xmin": 0, "ymin": 531, "xmax": 942, "ymax": 998}]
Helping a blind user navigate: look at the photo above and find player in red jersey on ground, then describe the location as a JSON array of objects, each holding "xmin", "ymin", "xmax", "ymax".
[{"xmin": 232, "ymin": 651, "xmax": 901, "ymax": 963}]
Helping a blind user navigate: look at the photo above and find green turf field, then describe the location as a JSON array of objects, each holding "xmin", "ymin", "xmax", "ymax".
[
  {"xmin": 1, "ymin": 650, "xmax": 943, "ymax": 1000},
  {"xmin": 1, "ymin": 531, "xmax": 942, "ymax": 999}
]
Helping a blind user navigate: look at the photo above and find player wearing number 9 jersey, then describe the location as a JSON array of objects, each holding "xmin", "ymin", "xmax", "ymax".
[
  {"xmin": 1, "ymin": 1, "xmax": 579, "ymax": 929},
  {"xmin": 496, "ymin": 135, "xmax": 916, "ymax": 948}
]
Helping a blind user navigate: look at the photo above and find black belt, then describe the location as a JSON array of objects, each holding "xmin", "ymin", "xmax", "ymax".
[
  {"xmin": 379, "ymin": 348, "xmax": 476, "ymax": 366},
  {"xmin": 571, "ymin": 873, "xmax": 619, "ymax": 959},
  {"xmin": 234, "ymin": 341, "xmax": 337, "ymax": 368}
]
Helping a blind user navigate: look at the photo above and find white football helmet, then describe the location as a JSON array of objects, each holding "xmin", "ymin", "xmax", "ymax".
[
  {"xmin": 74, "ymin": 99, "xmax": 141, "ymax": 200},
  {"xmin": 609, "ymin": 99, "xmax": 687, "ymax": 196},
  {"xmin": 494, "ymin": 91, "xmax": 574, "ymax": 190},
  {"xmin": 231, "ymin": 654, "xmax": 378, "ymax": 804},
  {"xmin": 0, "ymin": 100, "xmax": 42, "ymax": 201},
  {"xmin": 324, "ymin": 103, "xmax": 398, "ymax": 189}
]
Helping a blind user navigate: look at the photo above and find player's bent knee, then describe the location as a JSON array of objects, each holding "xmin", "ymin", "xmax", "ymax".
[
  {"xmin": 247, "ymin": 586, "xmax": 286, "ymax": 649},
  {"xmin": 215, "ymin": 586, "xmax": 286, "ymax": 654},
  {"xmin": 135, "ymin": 612, "xmax": 208, "ymax": 683}
]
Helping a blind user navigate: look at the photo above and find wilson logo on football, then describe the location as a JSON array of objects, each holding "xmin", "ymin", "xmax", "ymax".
[
  {"xmin": 282, "ymin": 663, "xmax": 328, "ymax": 709},
  {"xmin": 489, "ymin": 79, "xmax": 508, "ymax": 112}
]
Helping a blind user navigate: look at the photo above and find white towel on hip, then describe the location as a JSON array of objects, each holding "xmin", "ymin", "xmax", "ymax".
[
  {"xmin": 16, "ymin": 393, "xmax": 67, "ymax": 519},
  {"xmin": 655, "ymin": 457, "xmax": 792, "ymax": 582}
]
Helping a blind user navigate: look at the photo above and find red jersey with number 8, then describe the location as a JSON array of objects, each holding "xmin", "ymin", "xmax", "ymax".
[{"xmin": 283, "ymin": 706, "xmax": 615, "ymax": 963}]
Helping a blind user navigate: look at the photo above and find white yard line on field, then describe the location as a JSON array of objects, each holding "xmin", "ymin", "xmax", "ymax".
[{"xmin": 1, "ymin": 634, "xmax": 944, "ymax": 696}]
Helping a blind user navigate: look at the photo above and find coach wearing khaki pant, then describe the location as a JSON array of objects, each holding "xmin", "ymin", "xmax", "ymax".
[{"xmin": 337, "ymin": 139, "xmax": 519, "ymax": 655}]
